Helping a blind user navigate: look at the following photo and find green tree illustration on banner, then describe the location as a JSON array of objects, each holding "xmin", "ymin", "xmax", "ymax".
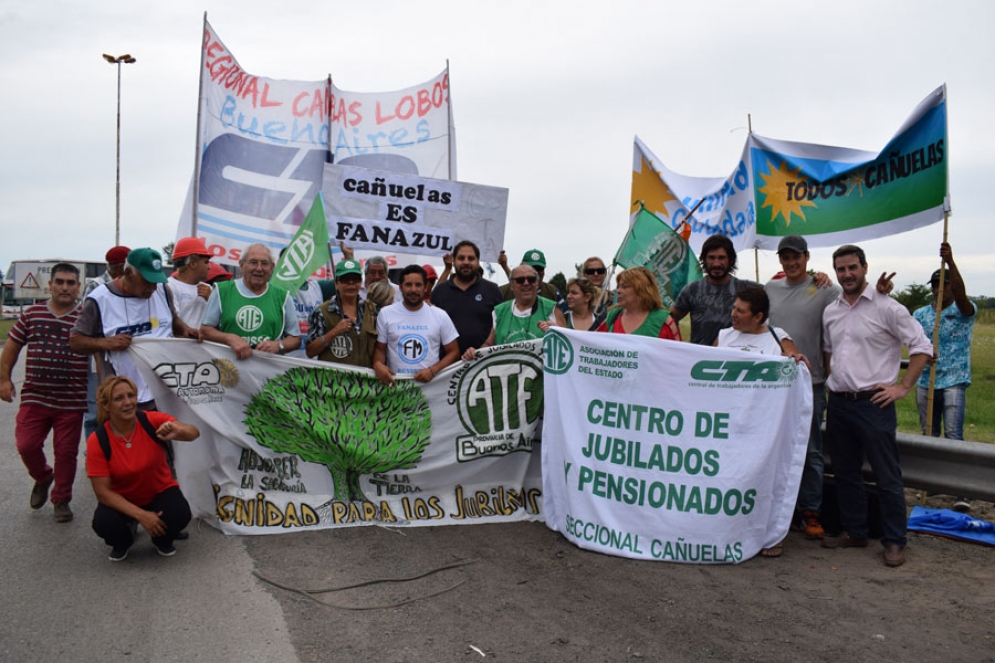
[{"xmin": 244, "ymin": 367, "xmax": 432, "ymax": 503}]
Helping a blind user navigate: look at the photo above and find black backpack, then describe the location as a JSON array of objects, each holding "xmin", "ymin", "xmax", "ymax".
[{"xmin": 95, "ymin": 411, "xmax": 172, "ymax": 462}]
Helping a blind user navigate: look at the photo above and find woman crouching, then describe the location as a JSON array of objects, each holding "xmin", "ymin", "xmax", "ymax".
[{"xmin": 86, "ymin": 376, "xmax": 199, "ymax": 562}]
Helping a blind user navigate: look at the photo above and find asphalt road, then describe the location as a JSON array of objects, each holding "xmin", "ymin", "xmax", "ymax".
[{"xmin": 0, "ymin": 351, "xmax": 298, "ymax": 662}]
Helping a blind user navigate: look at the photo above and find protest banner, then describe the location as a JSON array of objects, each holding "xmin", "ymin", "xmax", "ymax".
[
  {"xmin": 176, "ymin": 18, "xmax": 456, "ymax": 267},
  {"xmin": 322, "ymin": 163, "xmax": 508, "ymax": 262},
  {"xmin": 128, "ymin": 338, "xmax": 544, "ymax": 535},
  {"xmin": 613, "ymin": 207, "xmax": 703, "ymax": 308},
  {"xmin": 749, "ymin": 85, "xmax": 948, "ymax": 249},
  {"xmin": 631, "ymin": 136, "xmax": 756, "ymax": 254},
  {"xmin": 541, "ymin": 328, "xmax": 811, "ymax": 564}
]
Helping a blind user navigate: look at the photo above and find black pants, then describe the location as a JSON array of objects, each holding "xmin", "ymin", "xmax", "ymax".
[{"xmin": 92, "ymin": 486, "xmax": 191, "ymax": 550}]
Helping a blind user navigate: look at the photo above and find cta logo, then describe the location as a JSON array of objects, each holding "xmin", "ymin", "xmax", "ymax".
[
  {"xmin": 456, "ymin": 351, "xmax": 543, "ymax": 462},
  {"xmin": 154, "ymin": 358, "xmax": 238, "ymax": 404},
  {"xmin": 690, "ymin": 359, "xmax": 798, "ymax": 383},
  {"xmin": 236, "ymin": 305, "xmax": 265, "ymax": 333},
  {"xmin": 543, "ymin": 330, "xmax": 573, "ymax": 375}
]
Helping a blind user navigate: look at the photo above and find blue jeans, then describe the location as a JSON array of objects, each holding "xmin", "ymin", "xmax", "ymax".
[
  {"xmin": 916, "ymin": 384, "xmax": 966, "ymax": 440},
  {"xmin": 796, "ymin": 383, "xmax": 826, "ymax": 513},
  {"xmin": 826, "ymin": 394, "xmax": 907, "ymax": 548}
]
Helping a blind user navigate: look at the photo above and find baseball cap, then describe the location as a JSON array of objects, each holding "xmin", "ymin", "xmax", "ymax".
[
  {"xmin": 105, "ymin": 246, "xmax": 131, "ymax": 265},
  {"xmin": 335, "ymin": 259, "xmax": 363, "ymax": 279},
  {"xmin": 127, "ymin": 248, "xmax": 168, "ymax": 284},
  {"xmin": 206, "ymin": 262, "xmax": 233, "ymax": 283},
  {"xmin": 521, "ymin": 249, "xmax": 547, "ymax": 269},
  {"xmin": 776, "ymin": 235, "xmax": 808, "ymax": 254},
  {"xmin": 929, "ymin": 269, "xmax": 943, "ymax": 286},
  {"xmin": 172, "ymin": 237, "xmax": 212, "ymax": 260},
  {"xmin": 423, "ymin": 264, "xmax": 439, "ymax": 280}
]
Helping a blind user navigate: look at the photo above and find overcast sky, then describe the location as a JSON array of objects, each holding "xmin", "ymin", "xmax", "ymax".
[{"xmin": 2, "ymin": 1, "xmax": 992, "ymax": 295}]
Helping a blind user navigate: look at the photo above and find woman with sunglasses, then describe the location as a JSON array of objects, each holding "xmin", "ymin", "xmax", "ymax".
[
  {"xmin": 565, "ymin": 277, "xmax": 605, "ymax": 331},
  {"xmin": 595, "ymin": 267, "xmax": 681, "ymax": 340},
  {"xmin": 582, "ymin": 257, "xmax": 613, "ymax": 313}
]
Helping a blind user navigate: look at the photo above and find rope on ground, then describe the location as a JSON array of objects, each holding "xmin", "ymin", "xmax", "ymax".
[{"xmin": 252, "ymin": 558, "xmax": 477, "ymax": 611}]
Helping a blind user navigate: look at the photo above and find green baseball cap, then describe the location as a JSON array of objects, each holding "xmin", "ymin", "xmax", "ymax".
[
  {"xmin": 335, "ymin": 259, "xmax": 363, "ymax": 279},
  {"xmin": 127, "ymin": 248, "xmax": 168, "ymax": 284},
  {"xmin": 521, "ymin": 249, "xmax": 547, "ymax": 269}
]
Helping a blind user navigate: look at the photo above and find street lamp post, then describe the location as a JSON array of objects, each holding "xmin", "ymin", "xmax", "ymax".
[{"xmin": 103, "ymin": 53, "xmax": 136, "ymax": 246}]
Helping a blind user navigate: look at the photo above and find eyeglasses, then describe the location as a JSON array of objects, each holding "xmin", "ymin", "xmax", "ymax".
[
  {"xmin": 585, "ymin": 267, "xmax": 607, "ymax": 275},
  {"xmin": 513, "ymin": 276, "xmax": 538, "ymax": 285},
  {"xmin": 246, "ymin": 260, "xmax": 272, "ymax": 268}
]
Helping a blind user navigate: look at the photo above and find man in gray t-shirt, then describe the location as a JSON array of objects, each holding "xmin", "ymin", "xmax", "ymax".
[
  {"xmin": 765, "ymin": 235, "xmax": 839, "ymax": 541},
  {"xmin": 671, "ymin": 235, "xmax": 759, "ymax": 346}
]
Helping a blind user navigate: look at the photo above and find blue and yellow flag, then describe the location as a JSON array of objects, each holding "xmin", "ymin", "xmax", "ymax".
[{"xmin": 750, "ymin": 85, "xmax": 948, "ymax": 249}]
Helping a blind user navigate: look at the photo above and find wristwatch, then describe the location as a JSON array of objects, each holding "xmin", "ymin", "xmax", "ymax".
[{"xmin": 278, "ymin": 340, "xmax": 285, "ymax": 354}]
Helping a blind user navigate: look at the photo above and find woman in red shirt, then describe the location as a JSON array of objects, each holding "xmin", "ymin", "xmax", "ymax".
[
  {"xmin": 86, "ymin": 376, "xmax": 200, "ymax": 562},
  {"xmin": 595, "ymin": 267, "xmax": 681, "ymax": 340}
]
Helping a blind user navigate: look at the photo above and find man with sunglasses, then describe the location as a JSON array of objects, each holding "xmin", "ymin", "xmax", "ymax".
[
  {"xmin": 464, "ymin": 264, "xmax": 566, "ymax": 359},
  {"xmin": 499, "ymin": 249, "xmax": 567, "ymax": 314},
  {"xmin": 431, "ymin": 240, "xmax": 503, "ymax": 355}
]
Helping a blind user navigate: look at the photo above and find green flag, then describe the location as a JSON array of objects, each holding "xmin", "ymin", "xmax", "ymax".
[
  {"xmin": 272, "ymin": 193, "xmax": 331, "ymax": 293},
  {"xmin": 613, "ymin": 207, "xmax": 702, "ymax": 308}
]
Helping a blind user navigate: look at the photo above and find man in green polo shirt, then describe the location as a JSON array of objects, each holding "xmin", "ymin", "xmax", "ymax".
[
  {"xmin": 462, "ymin": 264, "xmax": 566, "ymax": 359},
  {"xmin": 200, "ymin": 244, "xmax": 301, "ymax": 359}
]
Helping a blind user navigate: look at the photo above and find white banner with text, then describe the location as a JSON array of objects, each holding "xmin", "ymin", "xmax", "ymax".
[{"xmin": 541, "ymin": 329, "xmax": 811, "ymax": 563}]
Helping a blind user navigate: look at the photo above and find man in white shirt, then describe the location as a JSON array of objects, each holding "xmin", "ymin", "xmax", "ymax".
[
  {"xmin": 374, "ymin": 265, "xmax": 459, "ymax": 386},
  {"xmin": 821, "ymin": 244, "xmax": 932, "ymax": 568},
  {"xmin": 167, "ymin": 236, "xmax": 213, "ymax": 328}
]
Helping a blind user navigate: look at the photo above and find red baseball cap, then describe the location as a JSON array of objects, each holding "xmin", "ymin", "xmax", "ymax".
[
  {"xmin": 105, "ymin": 246, "xmax": 131, "ymax": 264},
  {"xmin": 172, "ymin": 237, "xmax": 212, "ymax": 260}
]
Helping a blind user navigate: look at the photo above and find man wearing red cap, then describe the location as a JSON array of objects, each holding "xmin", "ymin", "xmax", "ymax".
[
  {"xmin": 80, "ymin": 246, "xmax": 131, "ymax": 440},
  {"xmin": 168, "ymin": 237, "xmax": 213, "ymax": 328}
]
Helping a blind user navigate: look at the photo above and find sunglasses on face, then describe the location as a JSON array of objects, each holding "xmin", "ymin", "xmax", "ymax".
[
  {"xmin": 513, "ymin": 276, "xmax": 538, "ymax": 285},
  {"xmin": 585, "ymin": 267, "xmax": 607, "ymax": 275}
]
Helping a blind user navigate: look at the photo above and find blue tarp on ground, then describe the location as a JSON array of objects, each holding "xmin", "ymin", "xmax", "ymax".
[{"xmin": 908, "ymin": 506, "xmax": 995, "ymax": 547}]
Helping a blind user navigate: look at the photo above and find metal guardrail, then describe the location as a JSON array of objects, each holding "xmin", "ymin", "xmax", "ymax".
[
  {"xmin": 825, "ymin": 427, "xmax": 995, "ymax": 503},
  {"xmin": 894, "ymin": 431, "xmax": 995, "ymax": 502}
]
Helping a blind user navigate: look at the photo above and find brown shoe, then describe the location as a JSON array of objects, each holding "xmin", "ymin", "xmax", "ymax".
[
  {"xmin": 801, "ymin": 510, "xmax": 825, "ymax": 539},
  {"xmin": 884, "ymin": 544, "xmax": 905, "ymax": 567},
  {"xmin": 821, "ymin": 532, "xmax": 869, "ymax": 549},
  {"xmin": 30, "ymin": 478, "xmax": 53, "ymax": 509},
  {"xmin": 53, "ymin": 502, "xmax": 73, "ymax": 523}
]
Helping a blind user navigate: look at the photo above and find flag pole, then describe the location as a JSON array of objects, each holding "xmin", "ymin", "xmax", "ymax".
[
  {"xmin": 747, "ymin": 113, "xmax": 760, "ymax": 282},
  {"xmin": 191, "ymin": 11, "xmax": 207, "ymax": 236},
  {"xmin": 924, "ymin": 210, "xmax": 949, "ymax": 434}
]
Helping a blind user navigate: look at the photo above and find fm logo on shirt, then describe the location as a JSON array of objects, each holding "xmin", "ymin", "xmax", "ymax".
[
  {"xmin": 398, "ymin": 334, "xmax": 428, "ymax": 365},
  {"xmin": 236, "ymin": 305, "xmax": 265, "ymax": 332}
]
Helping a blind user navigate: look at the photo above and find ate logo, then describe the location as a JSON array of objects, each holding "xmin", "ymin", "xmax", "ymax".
[
  {"xmin": 236, "ymin": 305, "xmax": 265, "ymax": 332},
  {"xmin": 277, "ymin": 230, "xmax": 315, "ymax": 281},
  {"xmin": 457, "ymin": 354, "xmax": 543, "ymax": 436},
  {"xmin": 398, "ymin": 334, "xmax": 427, "ymax": 365}
]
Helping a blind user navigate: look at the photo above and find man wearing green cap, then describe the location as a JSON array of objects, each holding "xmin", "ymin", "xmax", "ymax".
[
  {"xmin": 499, "ymin": 249, "xmax": 566, "ymax": 312},
  {"xmin": 305, "ymin": 259, "xmax": 380, "ymax": 367},
  {"xmin": 70, "ymin": 248, "xmax": 200, "ymax": 407}
]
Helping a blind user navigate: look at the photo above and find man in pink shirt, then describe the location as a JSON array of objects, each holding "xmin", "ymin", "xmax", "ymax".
[{"xmin": 820, "ymin": 244, "xmax": 932, "ymax": 568}]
